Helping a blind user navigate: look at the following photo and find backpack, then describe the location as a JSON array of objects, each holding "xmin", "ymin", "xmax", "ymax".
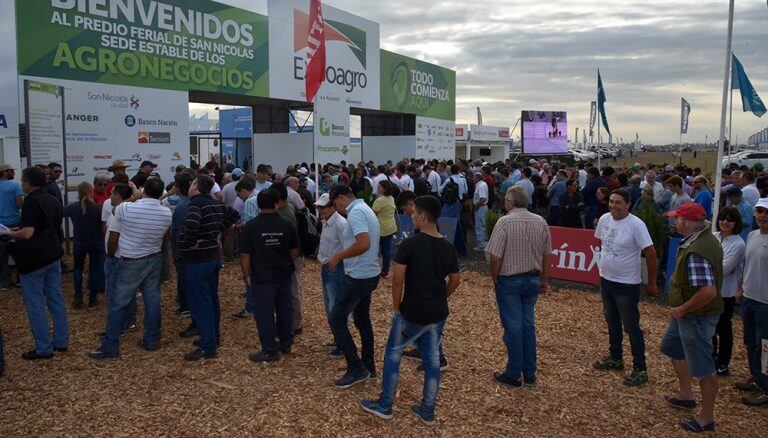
[
  {"xmin": 441, "ymin": 178, "xmax": 460, "ymax": 205},
  {"xmin": 295, "ymin": 208, "xmax": 321, "ymax": 257},
  {"xmin": 465, "ymin": 175, "xmax": 475, "ymax": 201},
  {"xmin": 412, "ymin": 176, "xmax": 432, "ymax": 197},
  {"xmin": 387, "ymin": 176, "xmax": 401, "ymax": 199}
]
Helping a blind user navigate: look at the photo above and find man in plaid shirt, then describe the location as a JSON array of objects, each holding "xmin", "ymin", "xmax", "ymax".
[{"xmin": 660, "ymin": 203, "xmax": 724, "ymax": 433}]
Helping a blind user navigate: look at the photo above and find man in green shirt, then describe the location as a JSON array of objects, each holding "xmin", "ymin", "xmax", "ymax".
[{"xmin": 660, "ymin": 203, "xmax": 723, "ymax": 433}]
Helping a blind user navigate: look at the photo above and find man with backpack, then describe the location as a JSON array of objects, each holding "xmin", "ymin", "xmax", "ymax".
[
  {"xmin": 409, "ymin": 165, "xmax": 432, "ymax": 197},
  {"xmin": 438, "ymin": 165, "xmax": 467, "ymax": 219}
]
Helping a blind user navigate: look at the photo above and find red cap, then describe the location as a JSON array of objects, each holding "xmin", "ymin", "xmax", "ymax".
[{"xmin": 667, "ymin": 203, "xmax": 706, "ymax": 221}]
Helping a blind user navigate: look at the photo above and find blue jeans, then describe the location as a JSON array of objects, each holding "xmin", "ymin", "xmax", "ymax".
[
  {"xmin": 379, "ymin": 235, "xmax": 393, "ymax": 275},
  {"xmin": 441, "ymin": 201, "xmax": 461, "ymax": 219},
  {"xmin": 474, "ymin": 206, "xmax": 488, "ymax": 249},
  {"xmin": 599, "ymin": 278, "xmax": 647, "ymax": 369},
  {"xmin": 101, "ymin": 256, "xmax": 162, "ymax": 356},
  {"xmin": 175, "ymin": 258, "xmax": 189, "ymax": 313},
  {"xmin": 495, "ymin": 275, "xmax": 539, "ymax": 379},
  {"xmin": 741, "ymin": 298, "xmax": 768, "ymax": 391},
  {"xmin": 185, "ymin": 260, "xmax": 222, "ymax": 353},
  {"xmin": 379, "ymin": 313, "xmax": 442, "ymax": 416},
  {"xmin": 413, "ymin": 319, "xmax": 447, "ymax": 361},
  {"xmin": 330, "ymin": 275, "xmax": 380, "ymax": 373},
  {"xmin": 321, "ymin": 262, "xmax": 344, "ymax": 343},
  {"xmin": 19, "ymin": 260, "xmax": 68, "ymax": 355},
  {"xmin": 660, "ymin": 314, "xmax": 719, "ymax": 379},
  {"xmin": 104, "ymin": 256, "xmax": 136, "ymax": 327},
  {"xmin": 73, "ymin": 241, "xmax": 106, "ymax": 301},
  {"xmin": 249, "ymin": 277, "xmax": 293, "ymax": 355}
]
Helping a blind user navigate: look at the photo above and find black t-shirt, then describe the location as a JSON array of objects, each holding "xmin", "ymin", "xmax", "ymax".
[
  {"xmin": 394, "ymin": 232, "xmax": 459, "ymax": 325},
  {"xmin": 19, "ymin": 188, "xmax": 64, "ymax": 260},
  {"xmin": 238, "ymin": 212, "xmax": 298, "ymax": 284},
  {"xmin": 63, "ymin": 201, "xmax": 103, "ymax": 246}
]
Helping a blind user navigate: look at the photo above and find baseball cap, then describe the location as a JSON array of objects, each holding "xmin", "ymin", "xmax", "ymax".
[
  {"xmin": 140, "ymin": 160, "xmax": 158, "ymax": 168},
  {"xmin": 314, "ymin": 193, "xmax": 331, "ymax": 207},
  {"xmin": 328, "ymin": 185, "xmax": 352, "ymax": 203},
  {"xmin": 755, "ymin": 198, "xmax": 768, "ymax": 211},
  {"xmin": 298, "ymin": 167, "xmax": 308, "ymax": 175},
  {"xmin": 667, "ymin": 202, "xmax": 706, "ymax": 221},
  {"xmin": 0, "ymin": 164, "xmax": 14, "ymax": 172},
  {"xmin": 232, "ymin": 168, "xmax": 244, "ymax": 178}
]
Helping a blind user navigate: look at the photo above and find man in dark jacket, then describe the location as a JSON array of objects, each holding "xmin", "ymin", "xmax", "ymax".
[
  {"xmin": 558, "ymin": 179, "xmax": 585, "ymax": 228},
  {"xmin": 179, "ymin": 175, "xmax": 239, "ymax": 361}
]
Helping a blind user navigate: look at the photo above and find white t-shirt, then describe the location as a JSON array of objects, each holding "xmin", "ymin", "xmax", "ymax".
[
  {"xmin": 101, "ymin": 198, "xmax": 113, "ymax": 222},
  {"xmin": 372, "ymin": 174, "xmax": 387, "ymax": 189},
  {"xmin": 473, "ymin": 180, "xmax": 489, "ymax": 205},
  {"xmin": 427, "ymin": 171, "xmax": 441, "ymax": 193},
  {"xmin": 105, "ymin": 213, "xmax": 122, "ymax": 258},
  {"xmin": 595, "ymin": 213, "xmax": 654, "ymax": 284},
  {"xmin": 743, "ymin": 230, "xmax": 768, "ymax": 304},
  {"xmin": 397, "ymin": 174, "xmax": 411, "ymax": 191}
]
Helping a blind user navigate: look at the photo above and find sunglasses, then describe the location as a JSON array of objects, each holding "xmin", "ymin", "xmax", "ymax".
[{"xmin": 718, "ymin": 218, "xmax": 736, "ymax": 223}]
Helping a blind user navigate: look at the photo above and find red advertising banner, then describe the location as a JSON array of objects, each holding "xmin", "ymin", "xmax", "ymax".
[{"xmin": 549, "ymin": 226, "xmax": 600, "ymax": 286}]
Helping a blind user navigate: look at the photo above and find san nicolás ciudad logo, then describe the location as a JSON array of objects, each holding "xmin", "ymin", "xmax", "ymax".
[{"xmin": 293, "ymin": 9, "xmax": 368, "ymax": 93}]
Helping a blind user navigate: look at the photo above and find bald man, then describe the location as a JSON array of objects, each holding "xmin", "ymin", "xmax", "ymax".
[{"xmin": 286, "ymin": 177, "xmax": 306, "ymax": 210}]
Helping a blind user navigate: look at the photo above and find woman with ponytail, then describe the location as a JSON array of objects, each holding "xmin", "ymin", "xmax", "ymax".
[{"xmin": 63, "ymin": 181, "xmax": 106, "ymax": 308}]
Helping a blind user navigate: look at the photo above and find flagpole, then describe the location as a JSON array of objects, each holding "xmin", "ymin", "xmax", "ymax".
[
  {"xmin": 727, "ymin": 70, "xmax": 734, "ymax": 164},
  {"xmin": 712, "ymin": 0, "xmax": 734, "ymax": 233}
]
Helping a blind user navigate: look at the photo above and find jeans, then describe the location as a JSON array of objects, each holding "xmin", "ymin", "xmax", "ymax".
[
  {"xmin": 291, "ymin": 257, "xmax": 304, "ymax": 331},
  {"xmin": 584, "ymin": 205, "xmax": 598, "ymax": 229},
  {"xmin": 712, "ymin": 296, "xmax": 735, "ymax": 369},
  {"xmin": 174, "ymin": 258, "xmax": 189, "ymax": 313},
  {"xmin": 600, "ymin": 278, "xmax": 647, "ymax": 369},
  {"xmin": 330, "ymin": 275, "xmax": 379, "ymax": 373},
  {"xmin": 0, "ymin": 232, "xmax": 15, "ymax": 287},
  {"xmin": 104, "ymin": 257, "xmax": 136, "ymax": 327},
  {"xmin": 185, "ymin": 260, "xmax": 222, "ymax": 353},
  {"xmin": 441, "ymin": 202, "xmax": 461, "ymax": 219},
  {"xmin": 321, "ymin": 263, "xmax": 344, "ymax": 343},
  {"xmin": 100, "ymin": 256, "xmax": 162, "ymax": 356},
  {"xmin": 414, "ymin": 320, "xmax": 447, "ymax": 361},
  {"xmin": 660, "ymin": 314, "xmax": 719, "ymax": 379},
  {"xmin": 741, "ymin": 298, "xmax": 768, "ymax": 391},
  {"xmin": 250, "ymin": 277, "xmax": 293, "ymax": 355},
  {"xmin": 495, "ymin": 275, "xmax": 539, "ymax": 379},
  {"xmin": 474, "ymin": 206, "xmax": 488, "ymax": 249},
  {"xmin": 19, "ymin": 260, "xmax": 68, "ymax": 355},
  {"xmin": 546, "ymin": 205, "xmax": 560, "ymax": 226},
  {"xmin": 379, "ymin": 235, "xmax": 393, "ymax": 275},
  {"xmin": 379, "ymin": 313, "xmax": 442, "ymax": 416},
  {"xmin": 73, "ymin": 241, "xmax": 106, "ymax": 302}
]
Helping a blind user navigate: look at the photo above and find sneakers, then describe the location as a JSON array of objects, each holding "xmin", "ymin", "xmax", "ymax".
[
  {"xmin": 360, "ymin": 400, "xmax": 393, "ymax": 420},
  {"xmin": 523, "ymin": 375, "xmax": 537, "ymax": 387},
  {"xmin": 329, "ymin": 348, "xmax": 344, "ymax": 358},
  {"xmin": 493, "ymin": 371, "xmax": 522, "ymax": 389},
  {"xmin": 335, "ymin": 368, "xmax": 371, "ymax": 389},
  {"xmin": 716, "ymin": 366, "xmax": 731, "ymax": 377},
  {"xmin": 593, "ymin": 356, "xmax": 625, "ymax": 371},
  {"xmin": 136, "ymin": 340, "xmax": 158, "ymax": 351},
  {"xmin": 410, "ymin": 404, "xmax": 436, "ymax": 426},
  {"xmin": 21, "ymin": 350, "xmax": 53, "ymax": 360},
  {"xmin": 88, "ymin": 348, "xmax": 117, "ymax": 360},
  {"xmin": 184, "ymin": 349, "xmax": 217, "ymax": 362},
  {"xmin": 734, "ymin": 377, "xmax": 757, "ymax": 392},
  {"xmin": 231, "ymin": 309, "xmax": 253, "ymax": 319},
  {"xmin": 417, "ymin": 358, "xmax": 449, "ymax": 372},
  {"xmin": 742, "ymin": 388, "xmax": 768, "ymax": 406},
  {"xmin": 179, "ymin": 325, "xmax": 199, "ymax": 338},
  {"xmin": 402, "ymin": 349, "xmax": 421, "ymax": 361},
  {"xmin": 623, "ymin": 368, "xmax": 649, "ymax": 387},
  {"xmin": 249, "ymin": 351, "xmax": 278, "ymax": 363}
]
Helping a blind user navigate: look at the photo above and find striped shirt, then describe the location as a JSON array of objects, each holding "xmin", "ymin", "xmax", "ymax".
[
  {"xmin": 485, "ymin": 208, "xmax": 551, "ymax": 276},
  {"xmin": 178, "ymin": 194, "xmax": 240, "ymax": 262},
  {"xmin": 115, "ymin": 198, "xmax": 172, "ymax": 258}
]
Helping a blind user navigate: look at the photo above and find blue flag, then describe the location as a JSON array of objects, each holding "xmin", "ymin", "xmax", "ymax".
[
  {"xmin": 732, "ymin": 54, "xmax": 766, "ymax": 118},
  {"xmin": 597, "ymin": 70, "xmax": 612, "ymax": 135}
]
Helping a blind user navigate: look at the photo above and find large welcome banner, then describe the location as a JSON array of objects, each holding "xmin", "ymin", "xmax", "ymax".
[{"xmin": 16, "ymin": 0, "xmax": 269, "ymax": 97}]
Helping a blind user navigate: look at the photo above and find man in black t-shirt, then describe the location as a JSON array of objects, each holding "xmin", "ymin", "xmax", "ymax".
[
  {"xmin": 238, "ymin": 189, "xmax": 298, "ymax": 363},
  {"xmin": 360, "ymin": 196, "xmax": 460, "ymax": 426}
]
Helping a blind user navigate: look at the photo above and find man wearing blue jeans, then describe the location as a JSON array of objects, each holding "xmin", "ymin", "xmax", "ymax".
[
  {"xmin": 0, "ymin": 163, "xmax": 23, "ymax": 290},
  {"xmin": 90, "ymin": 177, "xmax": 172, "ymax": 359},
  {"xmin": 735, "ymin": 199, "xmax": 768, "ymax": 406},
  {"xmin": 326, "ymin": 186, "xmax": 381, "ymax": 388},
  {"xmin": 2, "ymin": 166, "xmax": 67, "ymax": 361},
  {"xmin": 315, "ymin": 193, "xmax": 346, "ymax": 356},
  {"xmin": 472, "ymin": 173, "xmax": 488, "ymax": 251},
  {"xmin": 593, "ymin": 189, "xmax": 658, "ymax": 387},
  {"xmin": 179, "ymin": 175, "xmax": 239, "ymax": 361},
  {"xmin": 103, "ymin": 184, "xmax": 137, "ymax": 334},
  {"xmin": 361, "ymin": 196, "xmax": 460, "ymax": 426},
  {"xmin": 661, "ymin": 202, "xmax": 724, "ymax": 433},
  {"xmin": 487, "ymin": 186, "xmax": 551, "ymax": 389}
]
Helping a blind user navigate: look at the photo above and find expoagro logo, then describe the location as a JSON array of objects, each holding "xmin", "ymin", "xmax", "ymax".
[{"xmin": 293, "ymin": 9, "xmax": 368, "ymax": 92}]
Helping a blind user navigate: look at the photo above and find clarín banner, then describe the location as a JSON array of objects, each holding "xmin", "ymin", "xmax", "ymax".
[
  {"xmin": 380, "ymin": 50, "xmax": 455, "ymax": 121},
  {"xmin": 16, "ymin": 0, "xmax": 269, "ymax": 97}
]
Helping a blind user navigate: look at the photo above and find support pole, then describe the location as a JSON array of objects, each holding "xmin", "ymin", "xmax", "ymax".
[{"xmin": 712, "ymin": 0, "xmax": 734, "ymax": 232}]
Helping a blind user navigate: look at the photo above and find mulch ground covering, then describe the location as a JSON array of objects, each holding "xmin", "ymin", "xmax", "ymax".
[{"xmin": 1, "ymin": 257, "xmax": 765, "ymax": 436}]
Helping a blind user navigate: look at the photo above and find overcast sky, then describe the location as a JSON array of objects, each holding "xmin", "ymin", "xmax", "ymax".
[{"xmin": 5, "ymin": 1, "xmax": 767, "ymax": 145}]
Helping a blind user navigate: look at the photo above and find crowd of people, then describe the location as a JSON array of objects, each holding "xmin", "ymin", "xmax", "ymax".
[{"xmin": 0, "ymin": 153, "xmax": 766, "ymax": 431}]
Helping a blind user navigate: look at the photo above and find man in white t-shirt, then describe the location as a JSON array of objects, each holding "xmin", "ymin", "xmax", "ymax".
[
  {"xmin": 640, "ymin": 170, "xmax": 664, "ymax": 202},
  {"xmin": 472, "ymin": 173, "xmax": 489, "ymax": 251},
  {"xmin": 593, "ymin": 188, "xmax": 658, "ymax": 387},
  {"xmin": 102, "ymin": 184, "xmax": 137, "ymax": 334}
]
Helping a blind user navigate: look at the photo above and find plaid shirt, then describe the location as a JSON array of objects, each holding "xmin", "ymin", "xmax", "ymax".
[
  {"xmin": 681, "ymin": 231, "xmax": 716, "ymax": 288},
  {"xmin": 485, "ymin": 208, "xmax": 551, "ymax": 276}
]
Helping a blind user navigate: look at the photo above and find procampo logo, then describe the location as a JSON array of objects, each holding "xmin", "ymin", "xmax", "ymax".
[{"xmin": 319, "ymin": 117, "xmax": 331, "ymax": 136}]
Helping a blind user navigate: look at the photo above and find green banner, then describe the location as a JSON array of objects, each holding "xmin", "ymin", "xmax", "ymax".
[
  {"xmin": 380, "ymin": 50, "xmax": 455, "ymax": 121},
  {"xmin": 16, "ymin": 0, "xmax": 269, "ymax": 97}
]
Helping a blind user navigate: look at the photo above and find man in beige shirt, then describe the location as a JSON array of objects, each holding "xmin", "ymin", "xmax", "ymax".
[{"xmin": 486, "ymin": 186, "xmax": 551, "ymax": 389}]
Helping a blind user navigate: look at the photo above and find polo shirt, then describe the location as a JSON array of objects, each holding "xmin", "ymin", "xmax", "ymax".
[
  {"xmin": 0, "ymin": 180, "xmax": 23, "ymax": 225},
  {"xmin": 342, "ymin": 199, "xmax": 381, "ymax": 279},
  {"xmin": 114, "ymin": 197, "xmax": 172, "ymax": 258}
]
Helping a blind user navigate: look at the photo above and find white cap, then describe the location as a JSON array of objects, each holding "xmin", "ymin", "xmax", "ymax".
[
  {"xmin": 314, "ymin": 192, "xmax": 331, "ymax": 207},
  {"xmin": 755, "ymin": 198, "xmax": 768, "ymax": 211},
  {"xmin": 299, "ymin": 167, "xmax": 308, "ymax": 175}
]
